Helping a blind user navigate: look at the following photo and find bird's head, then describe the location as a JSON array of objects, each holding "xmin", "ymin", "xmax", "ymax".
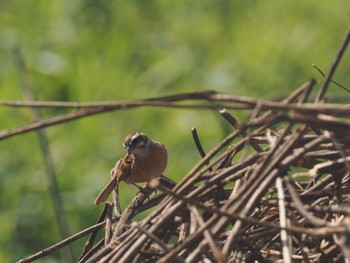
[{"xmin": 123, "ymin": 132, "xmax": 149, "ymax": 154}]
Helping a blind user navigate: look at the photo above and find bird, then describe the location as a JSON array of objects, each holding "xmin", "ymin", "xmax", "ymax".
[{"xmin": 94, "ymin": 132, "xmax": 168, "ymax": 205}]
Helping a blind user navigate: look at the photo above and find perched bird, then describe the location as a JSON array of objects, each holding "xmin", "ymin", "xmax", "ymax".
[{"xmin": 94, "ymin": 132, "xmax": 168, "ymax": 205}]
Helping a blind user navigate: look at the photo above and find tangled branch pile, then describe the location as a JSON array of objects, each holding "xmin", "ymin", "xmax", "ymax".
[
  {"xmin": 85, "ymin": 84, "xmax": 350, "ymax": 262},
  {"xmin": 19, "ymin": 79, "xmax": 350, "ymax": 263},
  {"xmin": 18, "ymin": 27, "xmax": 350, "ymax": 263}
]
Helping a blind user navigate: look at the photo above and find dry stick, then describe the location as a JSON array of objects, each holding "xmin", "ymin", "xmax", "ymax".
[
  {"xmin": 2, "ymin": 78, "xmax": 310, "ymax": 110},
  {"xmin": 316, "ymin": 25, "xmax": 350, "ymax": 102},
  {"xmin": 0, "ymin": 106, "xmax": 109, "ymax": 140},
  {"xmin": 178, "ymin": 219, "xmax": 191, "ymax": 244},
  {"xmin": 304, "ymin": 169, "xmax": 342, "ymax": 194},
  {"xmin": 85, "ymin": 245, "xmax": 115, "ymax": 263},
  {"xmin": 276, "ymin": 177, "xmax": 291, "ymax": 263},
  {"xmin": 220, "ymin": 109, "xmax": 263, "ymax": 152},
  {"xmin": 312, "ymin": 64, "xmax": 350, "ymax": 94},
  {"xmin": 18, "ymin": 217, "xmax": 119, "ymax": 263},
  {"xmin": 191, "ymin": 126, "xmax": 225, "ymax": 217},
  {"xmin": 0, "ymin": 100, "xmax": 242, "ymax": 110},
  {"xmin": 0, "ymin": 80, "xmax": 314, "ymax": 110},
  {"xmin": 0, "ymin": 83, "xmax": 312, "ymax": 110},
  {"xmin": 79, "ymin": 239, "xmax": 105, "ymax": 263},
  {"xmin": 105, "ymin": 203, "xmax": 113, "ymax": 245},
  {"xmin": 334, "ymin": 218, "xmax": 350, "ymax": 261},
  {"xmin": 3, "ymin": 92, "xmax": 350, "ymax": 142},
  {"xmin": 327, "ymin": 137, "xmax": 350, "ymax": 173},
  {"xmin": 309, "ymin": 156, "xmax": 350, "ymax": 177},
  {"xmin": 0, "ymin": 86, "xmax": 308, "ymax": 109},
  {"xmin": 191, "ymin": 128, "xmax": 213, "ymax": 172},
  {"xmin": 284, "ymin": 177, "xmax": 332, "ymax": 227},
  {"xmin": 323, "ymin": 132, "xmax": 350, "ymax": 201},
  {"xmin": 289, "ymin": 221, "xmax": 312, "ymax": 263},
  {"xmin": 0, "ymin": 90, "xmax": 220, "ymax": 108},
  {"xmin": 2, "ymin": 90, "xmax": 350, "ymax": 117},
  {"xmin": 79, "ymin": 204, "xmax": 109, "ymax": 260},
  {"xmin": 292, "ymin": 79, "xmax": 321, "ymax": 135},
  {"xmin": 307, "ymin": 205, "xmax": 350, "ymax": 215},
  {"xmin": 289, "ymin": 112, "xmax": 350, "ymax": 135},
  {"xmin": 219, "ymin": 109, "xmax": 240, "ymax": 129},
  {"xmin": 189, "ymin": 208, "xmax": 199, "ymax": 242},
  {"xmin": 186, "ymin": 205, "xmax": 226, "ymax": 263},
  {"xmin": 168, "ymin": 129, "xmax": 241, "ymax": 195},
  {"xmin": 0, "ymin": 101, "xmax": 239, "ymax": 141},
  {"xmin": 263, "ymin": 199, "xmax": 350, "ymax": 216},
  {"xmin": 131, "ymin": 223, "xmax": 172, "ymax": 254},
  {"xmin": 249, "ymin": 112, "xmax": 350, "ymax": 139},
  {"xmin": 12, "ymin": 48, "xmax": 74, "ymax": 263},
  {"xmin": 0, "ymin": 100, "xmax": 234, "ymax": 141},
  {"xmin": 112, "ymin": 183, "xmax": 122, "ymax": 217}
]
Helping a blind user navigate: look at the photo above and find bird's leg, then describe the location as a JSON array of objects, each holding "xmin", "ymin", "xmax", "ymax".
[
  {"xmin": 146, "ymin": 182, "xmax": 158, "ymax": 196},
  {"xmin": 131, "ymin": 183, "xmax": 154, "ymax": 200},
  {"xmin": 131, "ymin": 183, "xmax": 143, "ymax": 191}
]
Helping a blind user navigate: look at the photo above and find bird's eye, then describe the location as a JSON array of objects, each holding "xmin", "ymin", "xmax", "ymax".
[
  {"xmin": 131, "ymin": 133, "xmax": 143, "ymax": 146},
  {"xmin": 133, "ymin": 136, "xmax": 141, "ymax": 144}
]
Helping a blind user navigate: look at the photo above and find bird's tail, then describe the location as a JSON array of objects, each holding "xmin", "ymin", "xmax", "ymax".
[{"xmin": 94, "ymin": 179, "xmax": 118, "ymax": 205}]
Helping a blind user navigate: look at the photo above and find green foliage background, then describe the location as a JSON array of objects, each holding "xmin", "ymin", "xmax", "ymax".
[{"xmin": 0, "ymin": 1, "xmax": 349, "ymax": 262}]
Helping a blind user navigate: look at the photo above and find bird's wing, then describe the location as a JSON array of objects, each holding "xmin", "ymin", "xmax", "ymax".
[
  {"xmin": 94, "ymin": 155, "xmax": 135, "ymax": 205},
  {"xmin": 94, "ymin": 178, "xmax": 118, "ymax": 205},
  {"xmin": 116, "ymin": 154, "xmax": 134, "ymax": 182}
]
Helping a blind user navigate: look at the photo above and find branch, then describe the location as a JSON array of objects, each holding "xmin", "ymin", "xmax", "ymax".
[{"xmin": 18, "ymin": 217, "xmax": 119, "ymax": 263}]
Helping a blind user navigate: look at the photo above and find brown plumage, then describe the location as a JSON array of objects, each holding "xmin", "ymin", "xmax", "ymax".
[{"xmin": 94, "ymin": 132, "xmax": 168, "ymax": 205}]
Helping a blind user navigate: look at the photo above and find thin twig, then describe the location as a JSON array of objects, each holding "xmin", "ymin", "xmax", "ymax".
[
  {"xmin": 78, "ymin": 238, "xmax": 105, "ymax": 263},
  {"xmin": 79, "ymin": 204, "xmax": 108, "ymax": 260},
  {"xmin": 312, "ymin": 64, "xmax": 350, "ymax": 94},
  {"xmin": 18, "ymin": 217, "xmax": 119, "ymax": 263},
  {"xmin": 105, "ymin": 203, "xmax": 113, "ymax": 245},
  {"xmin": 191, "ymin": 128, "xmax": 213, "ymax": 172},
  {"xmin": 285, "ymin": 177, "xmax": 331, "ymax": 227},
  {"xmin": 316, "ymin": 25, "xmax": 350, "ymax": 101}
]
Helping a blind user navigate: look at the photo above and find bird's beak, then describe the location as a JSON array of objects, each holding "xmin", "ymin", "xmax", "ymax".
[{"xmin": 127, "ymin": 146, "xmax": 134, "ymax": 154}]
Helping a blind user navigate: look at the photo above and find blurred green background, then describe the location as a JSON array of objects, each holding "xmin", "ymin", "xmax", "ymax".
[{"xmin": 0, "ymin": 1, "xmax": 349, "ymax": 262}]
